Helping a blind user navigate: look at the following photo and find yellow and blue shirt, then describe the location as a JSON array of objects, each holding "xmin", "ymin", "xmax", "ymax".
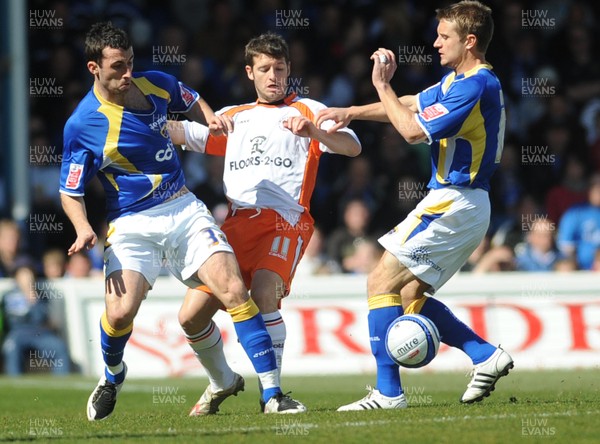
[
  {"xmin": 415, "ymin": 64, "xmax": 505, "ymax": 192},
  {"xmin": 60, "ymin": 71, "xmax": 199, "ymax": 221}
]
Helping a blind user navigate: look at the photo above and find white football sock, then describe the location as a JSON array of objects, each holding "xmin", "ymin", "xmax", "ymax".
[
  {"xmin": 263, "ymin": 311, "xmax": 286, "ymax": 377},
  {"xmin": 186, "ymin": 321, "xmax": 235, "ymax": 391},
  {"xmin": 106, "ymin": 362, "xmax": 124, "ymax": 376}
]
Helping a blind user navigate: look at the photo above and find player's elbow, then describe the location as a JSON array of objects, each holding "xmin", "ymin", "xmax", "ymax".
[
  {"xmin": 402, "ymin": 128, "xmax": 427, "ymax": 145},
  {"xmin": 347, "ymin": 142, "xmax": 362, "ymax": 157},
  {"xmin": 405, "ymin": 134, "xmax": 424, "ymax": 145}
]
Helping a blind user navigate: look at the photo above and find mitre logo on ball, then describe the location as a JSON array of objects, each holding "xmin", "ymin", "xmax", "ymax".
[{"xmin": 386, "ymin": 314, "xmax": 441, "ymax": 368}]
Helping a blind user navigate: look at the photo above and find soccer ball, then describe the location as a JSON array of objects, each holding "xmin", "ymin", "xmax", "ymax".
[{"xmin": 385, "ymin": 314, "xmax": 441, "ymax": 368}]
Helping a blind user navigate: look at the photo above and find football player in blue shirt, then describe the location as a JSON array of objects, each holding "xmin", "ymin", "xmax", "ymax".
[
  {"xmin": 317, "ymin": 0, "xmax": 514, "ymax": 410},
  {"xmin": 60, "ymin": 22, "xmax": 301, "ymax": 420},
  {"xmin": 558, "ymin": 174, "xmax": 600, "ymax": 270}
]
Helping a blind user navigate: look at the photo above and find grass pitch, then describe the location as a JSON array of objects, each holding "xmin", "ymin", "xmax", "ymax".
[{"xmin": 0, "ymin": 370, "xmax": 598, "ymax": 443}]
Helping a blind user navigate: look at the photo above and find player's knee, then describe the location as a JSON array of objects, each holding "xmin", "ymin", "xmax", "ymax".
[
  {"xmin": 178, "ymin": 306, "xmax": 210, "ymax": 334},
  {"xmin": 178, "ymin": 305, "xmax": 194, "ymax": 331},
  {"xmin": 217, "ymin": 278, "xmax": 248, "ymax": 308},
  {"xmin": 106, "ymin": 310, "xmax": 135, "ymax": 330}
]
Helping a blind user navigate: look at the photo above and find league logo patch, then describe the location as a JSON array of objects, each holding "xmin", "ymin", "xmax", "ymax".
[
  {"xmin": 420, "ymin": 103, "xmax": 449, "ymax": 122},
  {"xmin": 65, "ymin": 163, "xmax": 84, "ymax": 189},
  {"xmin": 179, "ymin": 83, "xmax": 195, "ymax": 107},
  {"xmin": 408, "ymin": 245, "xmax": 442, "ymax": 272}
]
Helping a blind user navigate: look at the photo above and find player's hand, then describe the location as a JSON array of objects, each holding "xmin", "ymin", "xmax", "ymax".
[
  {"xmin": 315, "ymin": 108, "xmax": 351, "ymax": 133},
  {"xmin": 208, "ymin": 114, "xmax": 233, "ymax": 136},
  {"xmin": 371, "ymin": 48, "xmax": 397, "ymax": 88},
  {"xmin": 283, "ymin": 115, "xmax": 315, "ymax": 137},
  {"xmin": 68, "ymin": 229, "xmax": 97, "ymax": 256}
]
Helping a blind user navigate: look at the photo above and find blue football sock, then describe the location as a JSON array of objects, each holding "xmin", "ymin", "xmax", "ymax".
[
  {"xmin": 420, "ymin": 297, "xmax": 495, "ymax": 364},
  {"xmin": 228, "ymin": 299, "xmax": 280, "ymax": 403},
  {"xmin": 368, "ymin": 294, "xmax": 403, "ymax": 397},
  {"xmin": 99, "ymin": 313, "xmax": 131, "ymax": 384}
]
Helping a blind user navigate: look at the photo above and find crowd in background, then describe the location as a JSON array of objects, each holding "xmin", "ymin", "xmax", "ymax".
[{"xmin": 2, "ymin": 0, "xmax": 600, "ymax": 372}]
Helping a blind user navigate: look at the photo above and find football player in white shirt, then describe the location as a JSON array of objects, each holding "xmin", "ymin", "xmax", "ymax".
[{"xmin": 168, "ymin": 32, "xmax": 361, "ymax": 414}]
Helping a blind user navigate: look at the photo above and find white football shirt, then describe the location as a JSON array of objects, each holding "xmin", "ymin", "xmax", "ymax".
[{"xmin": 183, "ymin": 93, "xmax": 359, "ymax": 225}]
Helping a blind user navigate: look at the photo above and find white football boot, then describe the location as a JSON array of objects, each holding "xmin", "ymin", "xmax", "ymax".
[
  {"xmin": 189, "ymin": 373, "xmax": 245, "ymax": 416},
  {"xmin": 461, "ymin": 347, "xmax": 514, "ymax": 403},
  {"xmin": 337, "ymin": 386, "xmax": 408, "ymax": 411}
]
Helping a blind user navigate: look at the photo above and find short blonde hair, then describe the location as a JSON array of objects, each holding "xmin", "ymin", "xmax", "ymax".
[{"xmin": 436, "ymin": 1, "xmax": 494, "ymax": 53}]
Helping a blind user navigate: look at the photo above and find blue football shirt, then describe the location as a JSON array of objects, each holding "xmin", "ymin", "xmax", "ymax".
[
  {"xmin": 557, "ymin": 205, "xmax": 600, "ymax": 270},
  {"xmin": 60, "ymin": 71, "xmax": 199, "ymax": 221},
  {"xmin": 415, "ymin": 64, "xmax": 506, "ymax": 192}
]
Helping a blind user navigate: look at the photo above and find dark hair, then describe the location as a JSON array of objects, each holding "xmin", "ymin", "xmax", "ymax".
[
  {"xmin": 244, "ymin": 32, "xmax": 289, "ymax": 66},
  {"xmin": 436, "ymin": 1, "xmax": 494, "ymax": 53},
  {"xmin": 84, "ymin": 22, "xmax": 131, "ymax": 65}
]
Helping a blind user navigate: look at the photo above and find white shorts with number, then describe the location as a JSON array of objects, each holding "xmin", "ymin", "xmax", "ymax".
[
  {"xmin": 378, "ymin": 186, "xmax": 490, "ymax": 293},
  {"xmin": 104, "ymin": 192, "xmax": 232, "ymax": 288}
]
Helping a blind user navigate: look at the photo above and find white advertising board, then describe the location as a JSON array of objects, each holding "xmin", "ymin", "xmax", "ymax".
[{"xmin": 20, "ymin": 272, "xmax": 600, "ymax": 377}]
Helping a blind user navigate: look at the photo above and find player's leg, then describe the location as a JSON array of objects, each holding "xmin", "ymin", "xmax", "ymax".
[
  {"xmin": 179, "ymin": 287, "xmax": 244, "ymax": 416},
  {"xmin": 174, "ymin": 196, "xmax": 303, "ymax": 413},
  {"xmin": 87, "ymin": 209, "xmax": 164, "ymax": 421},
  {"xmin": 387, "ymin": 188, "xmax": 513, "ymax": 403},
  {"xmin": 338, "ymin": 251, "xmax": 410, "ymax": 411},
  {"xmin": 252, "ymin": 270, "xmax": 286, "ymax": 371},
  {"xmin": 87, "ymin": 269, "xmax": 149, "ymax": 421},
  {"xmin": 197, "ymin": 251, "xmax": 303, "ymax": 413},
  {"xmin": 402, "ymin": 286, "xmax": 513, "ymax": 403},
  {"xmin": 250, "ymin": 269, "xmax": 289, "ymax": 410}
]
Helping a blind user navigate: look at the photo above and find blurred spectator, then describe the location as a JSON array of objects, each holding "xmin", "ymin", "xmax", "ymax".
[
  {"xmin": 1, "ymin": 259, "xmax": 70, "ymax": 375},
  {"xmin": 557, "ymin": 26, "xmax": 600, "ymax": 104},
  {"xmin": 65, "ymin": 251, "xmax": 97, "ymax": 278},
  {"xmin": 190, "ymin": 155, "xmax": 226, "ymax": 212},
  {"xmin": 489, "ymin": 140, "xmax": 524, "ymax": 226},
  {"xmin": 545, "ymin": 154, "xmax": 589, "ymax": 224},
  {"xmin": 42, "ymin": 249, "xmax": 67, "ymax": 279},
  {"xmin": 0, "ymin": 220, "xmax": 31, "ymax": 278},
  {"xmin": 322, "ymin": 50, "xmax": 369, "ymax": 107},
  {"xmin": 327, "ymin": 198, "xmax": 372, "ymax": 271},
  {"xmin": 557, "ymin": 174, "xmax": 600, "ymax": 270},
  {"xmin": 554, "ymin": 257, "xmax": 579, "ymax": 272},
  {"xmin": 580, "ymin": 98, "xmax": 600, "ymax": 146},
  {"xmin": 461, "ymin": 236, "xmax": 492, "ymax": 272},
  {"xmin": 472, "ymin": 245, "xmax": 516, "ymax": 273},
  {"xmin": 491, "ymin": 194, "xmax": 543, "ymax": 250},
  {"xmin": 342, "ymin": 237, "xmax": 383, "ymax": 275},
  {"xmin": 330, "ymin": 156, "xmax": 381, "ymax": 220},
  {"xmin": 585, "ymin": 106, "xmax": 600, "ymax": 172},
  {"xmin": 591, "ymin": 249, "xmax": 600, "ymax": 272},
  {"xmin": 514, "ymin": 218, "xmax": 564, "ymax": 271},
  {"xmin": 294, "ymin": 226, "xmax": 340, "ymax": 277}
]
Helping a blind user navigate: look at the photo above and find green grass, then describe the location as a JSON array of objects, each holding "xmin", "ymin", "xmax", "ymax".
[{"xmin": 0, "ymin": 370, "xmax": 598, "ymax": 443}]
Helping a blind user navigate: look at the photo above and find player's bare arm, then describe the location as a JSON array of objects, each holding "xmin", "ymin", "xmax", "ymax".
[
  {"xmin": 315, "ymin": 97, "xmax": 418, "ymax": 133},
  {"xmin": 283, "ymin": 115, "xmax": 361, "ymax": 157},
  {"xmin": 184, "ymin": 97, "xmax": 214, "ymax": 124},
  {"xmin": 167, "ymin": 121, "xmax": 186, "ymax": 145},
  {"xmin": 60, "ymin": 194, "xmax": 98, "ymax": 256},
  {"xmin": 167, "ymin": 115, "xmax": 233, "ymax": 148},
  {"xmin": 371, "ymin": 48, "xmax": 427, "ymax": 144}
]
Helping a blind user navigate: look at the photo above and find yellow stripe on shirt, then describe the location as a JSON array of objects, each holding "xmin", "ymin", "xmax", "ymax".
[{"xmin": 132, "ymin": 77, "xmax": 171, "ymax": 101}]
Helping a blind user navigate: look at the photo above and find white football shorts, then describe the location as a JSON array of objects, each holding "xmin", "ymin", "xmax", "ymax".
[
  {"xmin": 379, "ymin": 186, "xmax": 490, "ymax": 293},
  {"xmin": 104, "ymin": 192, "xmax": 233, "ymax": 288}
]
